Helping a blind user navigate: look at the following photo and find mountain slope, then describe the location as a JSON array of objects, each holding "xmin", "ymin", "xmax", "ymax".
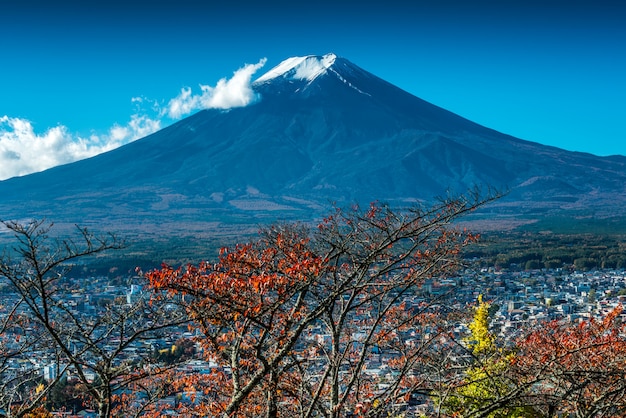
[{"xmin": 1, "ymin": 53, "xmax": 625, "ymax": 237}]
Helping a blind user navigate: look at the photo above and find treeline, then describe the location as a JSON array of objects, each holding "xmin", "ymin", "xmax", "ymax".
[
  {"xmin": 465, "ymin": 232, "xmax": 626, "ymax": 270},
  {"xmin": 30, "ymin": 225, "xmax": 626, "ymax": 279},
  {"xmin": 49, "ymin": 232, "xmax": 626, "ymax": 280}
]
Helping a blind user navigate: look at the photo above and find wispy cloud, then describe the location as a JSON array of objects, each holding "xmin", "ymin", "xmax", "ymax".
[{"xmin": 0, "ymin": 58, "xmax": 267, "ymax": 181}]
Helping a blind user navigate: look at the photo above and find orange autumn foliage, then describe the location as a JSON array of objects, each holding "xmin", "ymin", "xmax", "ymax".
[
  {"xmin": 512, "ymin": 306, "xmax": 626, "ymax": 417},
  {"xmin": 146, "ymin": 195, "xmax": 496, "ymax": 417}
]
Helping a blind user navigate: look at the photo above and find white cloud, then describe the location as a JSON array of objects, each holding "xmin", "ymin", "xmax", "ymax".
[
  {"xmin": 0, "ymin": 114, "xmax": 161, "ymax": 181},
  {"xmin": 166, "ymin": 87, "xmax": 197, "ymax": 119},
  {"xmin": 166, "ymin": 58, "xmax": 267, "ymax": 119},
  {"xmin": 104, "ymin": 114, "xmax": 162, "ymax": 144},
  {"xmin": 0, "ymin": 58, "xmax": 267, "ymax": 181}
]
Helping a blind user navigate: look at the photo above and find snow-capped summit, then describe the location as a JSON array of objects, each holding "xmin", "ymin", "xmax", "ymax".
[
  {"xmin": 255, "ymin": 53, "xmax": 337, "ymax": 83},
  {"xmin": 253, "ymin": 53, "xmax": 374, "ymax": 98}
]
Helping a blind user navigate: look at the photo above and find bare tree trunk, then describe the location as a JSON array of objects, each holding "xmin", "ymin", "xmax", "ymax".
[{"xmin": 266, "ymin": 369, "xmax": 278, "ymax": 418}]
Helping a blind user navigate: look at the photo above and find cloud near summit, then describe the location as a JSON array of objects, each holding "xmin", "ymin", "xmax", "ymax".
[
  {"xmin": 0, "ymin": 58, "xmax": 267, "ymax": 181},
  {"xmin": 166, "ymin": 58, "xmax": 267, "ymax": 119}
]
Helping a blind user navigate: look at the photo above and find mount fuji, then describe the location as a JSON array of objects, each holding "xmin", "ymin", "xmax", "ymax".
[{"xmin": 1, "ymin": 53, "xmax": 625, "ymax": 239}]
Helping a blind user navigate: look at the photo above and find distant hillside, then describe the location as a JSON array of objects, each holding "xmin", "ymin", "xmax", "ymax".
[{"xmin": 1, "ymin": 53, "xmax": 624, "ymax": 243}]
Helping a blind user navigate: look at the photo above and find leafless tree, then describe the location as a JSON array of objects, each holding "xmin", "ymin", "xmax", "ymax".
[{"xmin": 0, "ymin": 220, "xmax": 190, "ymax": 418}]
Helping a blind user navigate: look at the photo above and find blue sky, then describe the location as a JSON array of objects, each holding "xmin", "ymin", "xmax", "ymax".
[{"xmin": 1, "ymin": 0, "xmax": 625, "ymax": 180}]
